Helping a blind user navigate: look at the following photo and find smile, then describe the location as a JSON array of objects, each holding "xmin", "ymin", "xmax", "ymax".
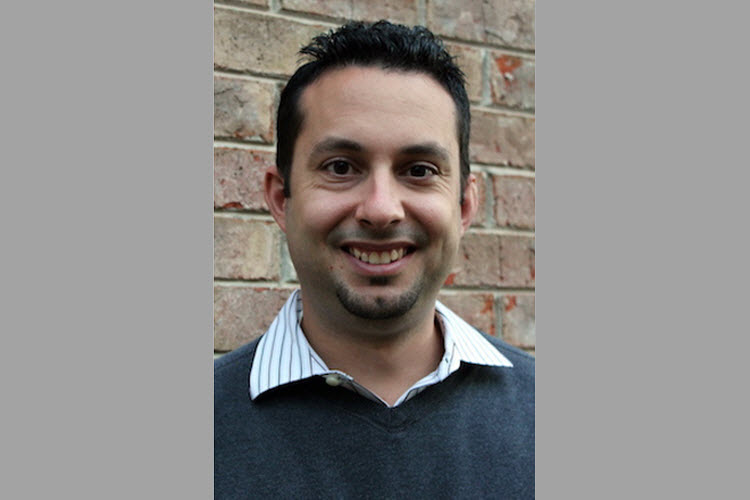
[{"xmin": 344, "ymin": 246, "xmax": 412, "ymax": 265}]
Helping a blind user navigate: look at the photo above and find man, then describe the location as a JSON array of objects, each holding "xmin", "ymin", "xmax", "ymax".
[{"xmin": 215, "ymin": 21, "xmax": 534, "ymax": 498}]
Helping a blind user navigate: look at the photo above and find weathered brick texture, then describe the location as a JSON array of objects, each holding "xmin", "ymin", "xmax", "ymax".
[
  {"xmin": 451, "ymin": 232, "xmax": 534, "ymax": 288},
  {"xmin": 489, "ymin": 52, "xmax": 535, "ymax": 111},
  {"xmin": 214, "ymin": 217, "xmax": 281, "ymax": 280},
  {"xmin": 214, "ymin": 9, "xmax": 327, "ymax": 76},
  {"xmin": 470, "ymin": 110, "xmax": 535, "ymax": 168},
  {"xmin": 438, "ymin": 292, "xmax": 497, "ymax": 337},
  {"xmin": 445, "ymin": 43, "xmax": 483, "ymax": 103},
  {"xmin": 281, "ymin": 0, "xmax": 418, "ymax": 25},
  {"xmin": 214, "ymin": 286, "xmax": 294, "ymax": 351},
  {"xmin": 500, "ymin": 294, "xmax": 535, "ymax": 348},
  {"xmin": 491, "ymin": 174, "xmax": 535, "ymax": 229},
  {"xmin": 214, "ymin": 2, "xmax": 535, "ymax": 356},
  {"xmin": 214, "ymin": 147, "xmax": 273, "ymax": 212},
  {"xmin": 427, "ymin": 0, "xmax": 535, "ymax": 50},
  {"xmin": 214, "ymin": 76, "xmax": 278, "ymax": 143}
]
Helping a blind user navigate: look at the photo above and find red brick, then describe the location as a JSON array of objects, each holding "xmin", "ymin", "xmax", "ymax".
[
  {"xmin": 489, "ymin": 52, "xmax": 535, "ymax": 111},
  {"xmin": 438, "ymin": 292, "xmax": 497, "ymax": 336},
  {"xmin": 500, "ymin": 294, "xmax": 534, "ymax": 348},
  {"xmin": 214, "ymin": 217, "xmax": 281, "ymax": 280},
  {"xmin": 214, "ymin": 76, "xmax": 278, "ymax": 143},
  {"xmin": 214, "ymin": 286, "xmax": 294, "ymax": 351},
  {"xmin": 427, "ymin": 0, "xmax": 535, "ymax": 50},
  {"xmin": 445, "ymin": 43, "xmax": 483, "ymax": 103},
  {"xmin": 470, "ymin": 110, "xmax": 534, "ymax": 168},
  {"xmin": 281, "ymin": 0, "xmax": 418, "ymax": 24},
  {"xmin": 214, "ymin": 9, "xmax": 327, "ymax": 76},
  {"xmin": 491, "ymin": 174, "xmax": 534, "ymax": 229},
  {"xmin": 214, "ymin": 147, "xmax": 273, "ymax": 212},
  {"xmin": 498, "ymin": 234, "xmax": 535, "ymax": 287},
  {"xmin": 452, "ymin": 232, "xmax": 534, "ymax": 288}
]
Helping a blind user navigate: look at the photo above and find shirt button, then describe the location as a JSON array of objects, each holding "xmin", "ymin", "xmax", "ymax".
[{"xmin": 325, "ymin": 374, "xmax": 342, "ymax": 386}]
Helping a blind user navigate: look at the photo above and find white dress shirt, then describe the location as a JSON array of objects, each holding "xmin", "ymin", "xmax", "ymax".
[{"xmin": 249, "ymin": 289, "xmax": 513, "ymax": 407}]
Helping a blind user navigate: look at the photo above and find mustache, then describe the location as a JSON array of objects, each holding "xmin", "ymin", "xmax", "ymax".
[{"xmin": 327, "ymin": 225, "xmax": 429, "ymax": 247}]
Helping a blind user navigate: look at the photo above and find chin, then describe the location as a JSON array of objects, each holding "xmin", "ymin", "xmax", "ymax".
[{"xmin": 334, "ymin": 281, "xmax": 422, "ymax": 321}]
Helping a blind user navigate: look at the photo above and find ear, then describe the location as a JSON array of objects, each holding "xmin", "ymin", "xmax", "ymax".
[
  {"xmin": 264, "ymin": 165, "xmax": 288, "ymax": 233},
  {"xmin": 459, "ymin": 173, "xmax": 479, "ymax": 236}
]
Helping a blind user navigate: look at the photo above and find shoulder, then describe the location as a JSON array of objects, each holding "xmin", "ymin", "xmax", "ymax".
[
  {"xmin": 214, "ymin": 339, "xmax": 260, "ymax": 398},
  {"xmin": 215, "ymin": 338, "xmax": 260, "ymax": 373},
  {"xmin": 475, "ymin": 329, "xmax": 535, "ymax": 389},
  {"xmin": 482, "ymin": 331, "xmax": 534, "ymax": 370}
]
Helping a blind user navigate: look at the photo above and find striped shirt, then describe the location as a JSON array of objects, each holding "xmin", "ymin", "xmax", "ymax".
[{"xmin": 249, "ymin": 289, "xmax": 513, "ymax": 407}]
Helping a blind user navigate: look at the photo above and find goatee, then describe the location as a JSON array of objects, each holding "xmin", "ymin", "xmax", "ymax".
[{"xmin": 334, "ymin": 277, "xmax": 423, "ymax": 320}]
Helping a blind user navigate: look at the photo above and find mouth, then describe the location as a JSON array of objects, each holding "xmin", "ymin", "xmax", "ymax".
[{"xmin": 342, "ymin": 245, "xmax": 415, "ymax": 265}]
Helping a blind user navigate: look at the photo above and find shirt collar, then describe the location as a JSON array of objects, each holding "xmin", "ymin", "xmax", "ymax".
[{"xmin": 249, "ymin": 289, "xmax": 512, "ymax": 400}]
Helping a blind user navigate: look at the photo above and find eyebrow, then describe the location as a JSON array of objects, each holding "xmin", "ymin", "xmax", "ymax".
[
  {"xmin": 311, "ymin": 137, "xmax": 451, "ymax": 163},
  {"xmin": 310, "ymin": 137, "xmax": 364, "ymax": 157},
  {"xmin": 398, "ymin": 142, "xmax": 451, "ymax": 163}
]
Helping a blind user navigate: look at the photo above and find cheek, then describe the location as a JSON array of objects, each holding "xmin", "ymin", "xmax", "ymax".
[
  {"xmin": 287, "ymin": 194, "xmax": 353, "ymax": 241},
  {"xmin": 415, "ymin": 203, "xmax": 461, "ymax": 239}
]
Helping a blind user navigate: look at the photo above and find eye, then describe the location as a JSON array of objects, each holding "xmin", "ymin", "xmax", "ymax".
[
  {"xmin": 323, "ymin": 160, "xmax": 355, "ymax": 176},
  {"xmin": 405, "ymin": 164, "xmax": 438, "ymax": 178}
]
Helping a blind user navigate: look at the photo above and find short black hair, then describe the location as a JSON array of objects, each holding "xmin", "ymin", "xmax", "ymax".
[{"xmin": 276, "ymin": 20, "xmax": 471, "ymax": 199}]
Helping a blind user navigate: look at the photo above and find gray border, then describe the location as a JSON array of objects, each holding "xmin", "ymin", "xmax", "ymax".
[
  {"xmin": 540, "ymin": 1, "xmax": 748, "ymax": 497},
  {"xmin": 1, "ymin": 1, "xmax": 212, "ymax": 497},
  {"xmin": 6, "ymin": 0, "xmax": 748, "ymax": 496}
]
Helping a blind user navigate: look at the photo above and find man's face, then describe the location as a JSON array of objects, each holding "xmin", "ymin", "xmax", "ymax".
[{"xmin": 270, "ymin": 66, "xmax": 476, "ymax": 328}]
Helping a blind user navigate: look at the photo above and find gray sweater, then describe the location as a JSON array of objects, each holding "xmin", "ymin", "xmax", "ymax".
[{"xmin": 215, "ymin": 332, "xmax": 535, "ymax": 499}]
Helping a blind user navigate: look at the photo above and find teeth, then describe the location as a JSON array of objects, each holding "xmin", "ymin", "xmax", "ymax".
[{"xmin": 347, "ymin": 247, "xmax": 408, "ymax": 265}]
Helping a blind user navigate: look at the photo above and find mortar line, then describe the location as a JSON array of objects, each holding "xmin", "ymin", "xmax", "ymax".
[
  {"xmin": 215, "ymin": 3, "xmax": 340, "ymax": 27},
  {"xmin": 470, "ymin": 160, "xmax": 535, "ymax": 171},
  {"xmin": 467, "ymin": 227, "xmax": 535, "ymax": 237},
  {"xmin": 213, "ymin": 279, "xmax": 297, "ymax": 288},
  {"xmin": 272, "ymin": 8, "xmax": 360, "ymax": 26},
  {"xmin": 214, "ymin": 0, "xmax": 271, "ymax": 15},
  {"xmin": 472, "ymin": 165, "xmax": 536, "ymax": 178},
  {"xmin": 213, "ymin": 66, "xmax": 291, "ymax": 81},
  {"xmin": 470, "ymin": 105, "xmax": 535, "ymax": 118},
  {"xmin": 439, "ymin": 288, "xmax": 536, "ymax": 295},
  {"xmin": 213, "ymin": 211, "xmax": 274, "ymax": 221},
  {"xmin": 214, "ymin": 70, "xmax": 287, "ymax": 84},
  {"xmin": 214, "ymin": 140, "xmax": 276, "ymax": 152}
]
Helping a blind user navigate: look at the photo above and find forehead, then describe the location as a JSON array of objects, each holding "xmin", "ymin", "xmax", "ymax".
[{"xmin": 295, "ymin": 66, "xmax": 459, "ymax": 156}]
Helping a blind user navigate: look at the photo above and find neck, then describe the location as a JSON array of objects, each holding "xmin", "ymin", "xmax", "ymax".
[{"xmin": 300, "ymin": 297, "xmax": 444, "ymax": 406}]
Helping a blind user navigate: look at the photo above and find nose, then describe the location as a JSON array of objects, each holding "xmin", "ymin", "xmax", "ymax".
[{"xmin": 355, "ymin": 169, "xmax": 405, "ymax": 228}]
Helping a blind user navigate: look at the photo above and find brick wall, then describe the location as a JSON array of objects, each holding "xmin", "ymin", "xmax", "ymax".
[{"xmin": 214, "ymin": 0, "xmax": 535, "ymax": 356}]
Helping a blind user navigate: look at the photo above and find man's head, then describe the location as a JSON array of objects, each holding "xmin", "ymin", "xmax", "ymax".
[
  {"xmin": 276, "ymin": 20, "xmax": 471, "ymax": 199},
  {"xmin": 265, "ymin": 21, "xmax": 477, "ymax": 333}
]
